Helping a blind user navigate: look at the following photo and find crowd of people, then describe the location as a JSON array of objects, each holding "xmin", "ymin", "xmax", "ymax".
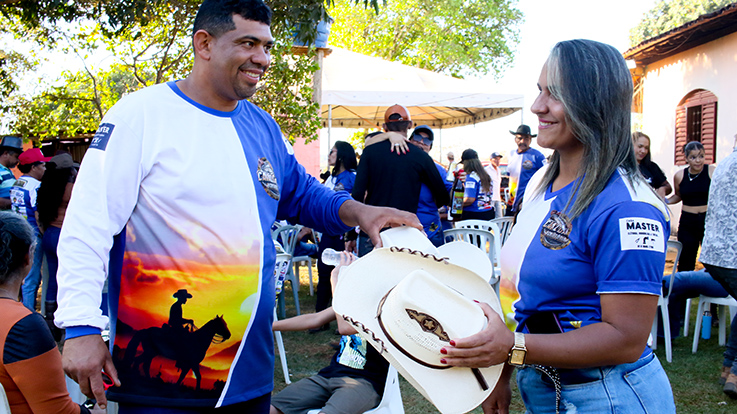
[{"xmin": 0, "ymin": 1, "xmax": 735, "ymax": 413}]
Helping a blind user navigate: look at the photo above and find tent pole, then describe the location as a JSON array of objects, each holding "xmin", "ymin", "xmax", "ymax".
[{"xmin": 328, "ymin": 104, "xmax": 332, "ymax": 149}]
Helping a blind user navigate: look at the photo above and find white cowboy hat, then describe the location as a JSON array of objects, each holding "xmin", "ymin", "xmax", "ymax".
[{"xmin": 333, "ymin": 227, "xmax": 503, "ymax": 414}]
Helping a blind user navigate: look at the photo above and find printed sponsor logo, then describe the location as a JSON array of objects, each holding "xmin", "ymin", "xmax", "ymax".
[
  {"xmin": 90, "ymin": 123, "xmax": 115, "ymax": 151},
  {"xmin": 619, "ymin": 217, "xmax": 664, "ymax": 252},
  {"xmin": 522, "ymin": 160, "xmax": 534, "ymax": 170}
]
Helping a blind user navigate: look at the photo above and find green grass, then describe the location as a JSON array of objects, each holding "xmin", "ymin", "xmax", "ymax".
[{"xmin": 273, "ymin": 269, "xmax": 737, "ymax": 413}]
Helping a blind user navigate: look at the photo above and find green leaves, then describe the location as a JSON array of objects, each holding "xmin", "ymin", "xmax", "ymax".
[
  {"xmin": 327, "ymin": 0, "xmax": 522, "ymax": 78},
  {"xmin": 629, "ymin": 0, "xmax": 734, "ymax": 47}
]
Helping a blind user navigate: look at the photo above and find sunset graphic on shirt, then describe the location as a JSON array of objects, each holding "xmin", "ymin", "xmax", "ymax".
[{"xmin": 113, "ymin": 214, "xmax": 263, "ymax": 394}]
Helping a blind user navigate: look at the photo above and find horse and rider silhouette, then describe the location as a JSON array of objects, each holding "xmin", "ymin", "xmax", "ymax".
[{"xmin": 124, "ymin": 289, "xmax": 232, "ymax": 390}]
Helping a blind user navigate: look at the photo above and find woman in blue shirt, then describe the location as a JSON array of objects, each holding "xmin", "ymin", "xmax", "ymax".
[
  {"xmin": 442, "ymin": 40, "xmax": 675, "ymax": 413},
  {"xmin": 314, "ymin": 141, "xmax": 357, "ymax": 317},
  {"xmin": 460, "ymin": 149, "xmax": 495, "ymax": 221}
]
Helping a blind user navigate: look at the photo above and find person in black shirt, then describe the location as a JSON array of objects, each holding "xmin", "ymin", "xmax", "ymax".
[
  {"xmin": 633, "ymin": 131, "xmax": 672, "ymax": 198},
  {"xmin": 351, "ymin": 105, "xmax": 449, "ymax": 256}
]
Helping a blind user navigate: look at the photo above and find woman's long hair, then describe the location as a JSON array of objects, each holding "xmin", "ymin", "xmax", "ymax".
[
  {"xmin": 461, "ymin": 154, "xmax": 491, "ymax": 193},
  {"xmin": 633, "ymin": 131, "xmax": 653, "ymax": 165},
  {"xmin": 36, "ymin": 162, "xmax": 74, "ymax": 230},
  {"xmin": 332, "ymin": 141, "xmax": 357, "ymax": 176},
  {"xmin": 0, "ymin": 211, "xmax": 34, "ymax": 284},
  {"xmin": 533, "ymin": 39, "xmax": 641, "ymax": 220}
]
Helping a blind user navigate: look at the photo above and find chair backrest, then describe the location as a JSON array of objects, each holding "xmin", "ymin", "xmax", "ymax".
[
  {"xmin": 271, "ymin": 224, "xmax": 303, "ymax": 256},
  {"xmin": 489, "ymin": 217, "xmax": 514, "ymax": 245},
  {"xmin": 443, "ymin": 228, "xmax": 496, "ymax": 281},
  {"xmin": 0, "ymin": 381, "xmax": 12, "ymax": 414},
  {"xmin": 455, "ymin": 219, "xmax": 494, "ymax": 233},
  {"xmin": 663, "ymin": 240, "xmax": 683, "ymax": 298}
]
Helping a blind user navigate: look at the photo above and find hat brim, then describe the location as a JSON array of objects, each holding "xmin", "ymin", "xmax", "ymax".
[
  {"xmin": 333, "ymin": 247, "xmax": 504, "ymax": 414},
  {"xmin": 509, "ymin": 130, "xmax": 537, "ymax": 137}
]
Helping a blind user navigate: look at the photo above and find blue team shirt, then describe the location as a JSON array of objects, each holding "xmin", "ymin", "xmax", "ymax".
[
  {"xmin": 10, "ymin": 176, "xmax": 42, "ymax": 232},
  {"xmin": 500, "ymin": 167, "xmax": 670, "ymax": 338},
  {"xmin": 416, "ymin": 162, "xmax": 451, "ymax": 238},
  {"xmin": 462, "ymin": 172, "xmax": 493, "ymax": 213},
  {"xmin": 508, "ymin": 148, "xmax": 546, "ymax": 209},
  {"xmin": 0, "ymin": 164, "xmax": 16, "ymax": 199}
]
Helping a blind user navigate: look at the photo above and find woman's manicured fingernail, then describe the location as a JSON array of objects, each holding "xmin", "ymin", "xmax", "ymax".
[
  {"xmin": 440, "ymin": 358, "xmax": 447, "ymax": 364},
  {"xmin": 449, "ymin": 340, "xmax": 456, "ymax": 346},
  {"xmin": 440, "ymin": 348, "xmax": 447, "ymax": 354}
]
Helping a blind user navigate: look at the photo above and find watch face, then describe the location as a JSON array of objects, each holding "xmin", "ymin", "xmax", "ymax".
[{"xmin": 510, "ymin": 349, "xmax": 526, "ymax": 366}]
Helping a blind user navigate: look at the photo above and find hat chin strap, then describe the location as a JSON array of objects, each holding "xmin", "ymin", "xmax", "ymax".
[{"xmin": 376, "ymin": 289, "xmax": 489, "ymax": 391}]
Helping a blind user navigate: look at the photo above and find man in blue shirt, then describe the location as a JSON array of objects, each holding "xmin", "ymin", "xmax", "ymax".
[{"xmin": 507, "ymin": 125, "xmax": 546, "ymax": 215}]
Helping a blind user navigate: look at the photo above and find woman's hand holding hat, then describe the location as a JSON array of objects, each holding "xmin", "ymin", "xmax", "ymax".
[{"xmin": 440, "ymin": 302, "xmax": 514, "ymax": 368}]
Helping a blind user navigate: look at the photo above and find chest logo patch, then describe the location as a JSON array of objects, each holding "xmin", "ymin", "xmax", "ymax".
[
  {"xmin": 619, "ymin": 217, "xmax": 665, "ymax": 252},
  {"xmin": 522, "ymin": 160, "xmax": 535, "ymax": 170},
  {"xmin": 540, "ymin": 210, "xmax": 572, "ymax": 250},
  {"xmin": 90, "ymin": 123, "xmax": 115, "ymax": 151},
  {"xmin": 258, "ymin": 157, "xmax": 280, "ymax": 200}
]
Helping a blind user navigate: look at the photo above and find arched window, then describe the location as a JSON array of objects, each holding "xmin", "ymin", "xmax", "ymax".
[{"xmin": 675, "ymin": 89, "xmax": 717, "ymax": 165}]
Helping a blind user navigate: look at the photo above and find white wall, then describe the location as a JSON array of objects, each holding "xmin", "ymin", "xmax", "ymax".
[{"xmin": 639, "ymin": 30, "xmax": 737, "ymax": 230}]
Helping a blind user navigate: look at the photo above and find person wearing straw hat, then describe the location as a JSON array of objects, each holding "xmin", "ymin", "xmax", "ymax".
[
  {"xmin": 443, "ymin": 40, "xmax": 674, "ymax": 413},
  {"xmin": 506, "ymin": 125, "xmax": 545, "ymax": 215}
]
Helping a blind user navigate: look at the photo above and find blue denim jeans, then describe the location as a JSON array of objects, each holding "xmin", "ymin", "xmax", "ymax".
[
  {"xmin": 661, "ymin": 270, "xmax": 728, "ymax": 339},
  {"xmin": 21, "ymin": 232, "xmax": 44, "ymax": 311},
  {"xmin": 517, "ymin": 352, "xmax": 675, "ymax": 413},
  {"xmin": 703, "ymin": 263, "xmax": 737, "ymax": 375}
]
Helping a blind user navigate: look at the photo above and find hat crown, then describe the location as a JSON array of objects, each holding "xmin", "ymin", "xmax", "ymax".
[
  {"xmin": 384, "ymin": 104, "xmax": 411, "ymax": 123},
  {"xmin": 379, "ymin": 270, "xmax": 486, "ymax": 368},
  {"xmin": 0, "ymin": 136, "xmax": 23, "ymax": 151},
  {"xmin": 510, "ymin": 124, "xmax": 535, "ymax": 137}
]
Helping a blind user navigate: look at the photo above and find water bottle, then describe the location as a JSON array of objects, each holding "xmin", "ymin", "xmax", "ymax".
[
  {"xmin": 321, "ymin": 248, "xmax": 356, "ymax": 266},
  {"xmin": 701, "ymin": 310, "xmax": 712, "ymax": 340}
]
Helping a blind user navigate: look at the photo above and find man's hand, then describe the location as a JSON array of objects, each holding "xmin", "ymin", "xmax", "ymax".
[
  {"xmin": 62, "ymin": 335, "xmax": 120, "ymax": 410},
  {"xmin": 338, "ymin": 200, "xmax": 421, "ymax": 248}
]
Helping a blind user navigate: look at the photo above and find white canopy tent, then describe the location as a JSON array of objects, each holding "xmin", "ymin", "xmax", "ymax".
[{"xmin": 317, "ymin": 47, "xmax": 524, "ymax": 148}]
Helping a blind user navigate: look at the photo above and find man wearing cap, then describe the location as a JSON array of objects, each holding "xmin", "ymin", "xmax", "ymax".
[
  {"xmin": 353, "ymin": 106, "xmax": 449, "ymax": 255},
  {"xmin": 11, "ymin": 148, "xmax": 51, "ymax": 311},
  {"xmin": 485, "ymin": 152, "xmax": 504, "ymax": 218},
  {"xmin": 507, "ymin": 125, "xmax": 546, "ymax": 215},
  {"xmin": 0, "ymin": 135, "xmax": 24, "ymax": 209},
  {"xmin": 53, "ymin": 1, "xmax": 420, "ymax": 412}
]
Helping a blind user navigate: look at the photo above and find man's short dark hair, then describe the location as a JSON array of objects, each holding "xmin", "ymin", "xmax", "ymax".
[
  {"xmin": 192, "ymin": 0, "xmax": 272, "ymax": 38},
  {"xmin": 18, "ymin": 162, "xmax": 41, "ymax": 174}
]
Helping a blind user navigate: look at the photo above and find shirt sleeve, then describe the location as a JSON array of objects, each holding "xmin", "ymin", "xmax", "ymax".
[
  {"xmin": 423, "ymin": 157, "xmax": 450, "ymax": 207},
  {"xmin": 649, "ymin": 162, "xmax": 668, "ymax": 188},
  {"xmin": 56, "ymin": 116, "xmax": 145, "ymax": 332},
  {"xmin": 352, "ymin": 152, "xmax": 370, "ymax": 203},
  {"xmin": 4, "ymin": 313, "xmax": 83, "ymax": 414},
  {"xmin": 588, "ymin": 201, "xmax": 667, "ymax": 295}
]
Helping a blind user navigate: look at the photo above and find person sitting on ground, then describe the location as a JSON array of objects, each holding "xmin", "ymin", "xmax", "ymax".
[
  {"xmin": 270, "ymin": 252, "xmax": 389, "ymax": 414},
  {"xmin": 0, "ymin": 211, "xmax": 104, "ymax": 414}
]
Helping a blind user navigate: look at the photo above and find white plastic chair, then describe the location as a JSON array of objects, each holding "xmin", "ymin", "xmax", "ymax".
[
  {"xmin": 692, "ymin": 295, "xmax": 737, "ymax": 353},
  {"xmin": 0, "ymin": 381, "xmax": 10, "ymax": 414},
  {"xmin": 649, "ymin": 240, "xmax": 682, "ymax": 363},
  {"xmin": 274, "ymin": 252, "xmax": 293, "ymax": 384},
  {"xmin": 293, "ymin": 229, "xmax": 321, "ymax": 296},
  {"xmin": 489, "ymin": 216, "xmax": 514, "ymax": 246},
  {"xmin": 443, "ymin": 227, "xmax": 499, "ymax": 296},
  {"xmin": 272, "ymin": 225, "xmax": 303, "ymax": 317},
  {"xmin": 306, "ymin": 366, "xmax": 404, "ymax": 414},
  {"xmin": 454, "ymin": 220, "xmax": 503, "ymax": 286}
]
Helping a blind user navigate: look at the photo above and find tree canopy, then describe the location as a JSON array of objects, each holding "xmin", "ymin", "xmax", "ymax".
[
  {"xmin": 629, "ymin": 0, "xmax": 734, "ymax": 47},
  {"xmin": 328, "ymin": 0, "xmax": 522, "ymax": 78}
]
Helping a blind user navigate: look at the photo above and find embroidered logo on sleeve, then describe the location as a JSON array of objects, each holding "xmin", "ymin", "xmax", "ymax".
[
  {"xmin": 619, "ymin": 218, "xmax": 665, "ymax": 252},
  {"xmin": 90, "ymin": 123, "xmax": 115, "ymax": 151}
]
